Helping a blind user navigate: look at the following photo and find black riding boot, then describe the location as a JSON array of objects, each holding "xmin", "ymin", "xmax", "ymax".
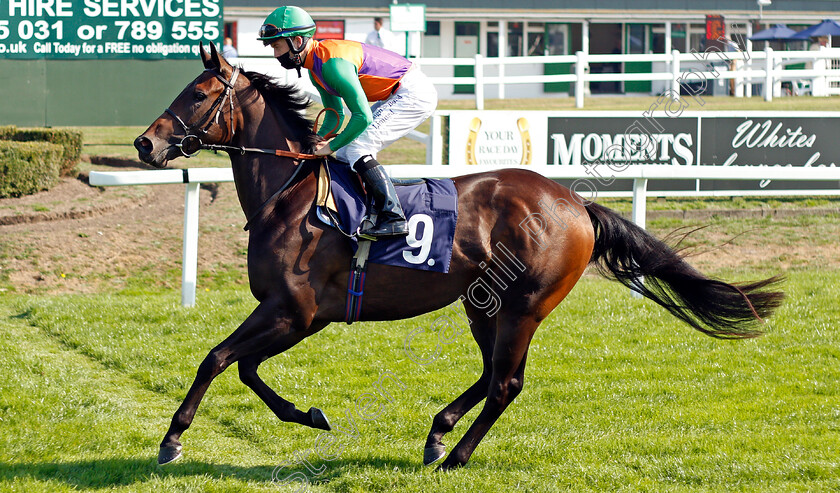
[{"xmin": 355, "ymin": 156, "xmax": 408, "ymax": 238}]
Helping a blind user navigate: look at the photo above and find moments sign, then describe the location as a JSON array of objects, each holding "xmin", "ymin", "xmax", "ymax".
[
  {"xmin": 448, "ymin": 111, "xmax": 839, "ymax": 169},
  {"xmin": 0, "ymin": 0, "xmax": 222, "ymax": 59}
]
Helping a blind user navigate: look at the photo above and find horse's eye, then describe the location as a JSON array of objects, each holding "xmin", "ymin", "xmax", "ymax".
[{"xmin": 193, "ymin": 91, "xmax": 207, "ymax": 102}]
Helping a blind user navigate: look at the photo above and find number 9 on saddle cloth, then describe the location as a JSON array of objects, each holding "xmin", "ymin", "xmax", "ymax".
[{"xmin": 316, "ymin": 158, "xmax": 458, "ymax": 274}]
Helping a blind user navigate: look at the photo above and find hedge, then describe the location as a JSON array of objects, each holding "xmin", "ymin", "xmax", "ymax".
[
  {"xmin": 6, "ymin": 127, "xmax": 83, "ymax": 177},
  {"xmin": 0, "ymin": 125, "xmax": 17, "ymax": 140},
  {"xmin": 0, "ymin": 140, "xmax": 63, "ymax": 198}
]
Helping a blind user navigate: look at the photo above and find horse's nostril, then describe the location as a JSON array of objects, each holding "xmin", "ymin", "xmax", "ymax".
[{"xmin": 134, "ymin": 136, "xmax": 153, "ymax": 155}]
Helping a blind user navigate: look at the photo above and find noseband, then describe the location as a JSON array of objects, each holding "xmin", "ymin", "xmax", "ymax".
[{"xmin": 165, "ymin": 66, "xmax": 240, "ymax": 157}]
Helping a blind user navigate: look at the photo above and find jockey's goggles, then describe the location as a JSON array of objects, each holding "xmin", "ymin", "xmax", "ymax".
[{"xmin": 259, "ymin": 23, "xmax": 315, "ymax": 44}]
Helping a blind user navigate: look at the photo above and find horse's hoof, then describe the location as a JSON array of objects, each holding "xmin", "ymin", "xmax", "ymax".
[
  {"xmin": 309, "ymin": 407, "xmax": 331, "ymax": 431},
  {"xmin": 158, "ymin": 445, "xmax": 183, "ymax": 465},
  {"xmin": 423, "ymin": 444, "xmax": 446, "ymax": 466}
]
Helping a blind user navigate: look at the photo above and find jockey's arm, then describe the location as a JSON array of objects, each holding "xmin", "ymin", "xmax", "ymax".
[
  {"xmin": 318, "ymin": 58, "xmax": 373, "ymax": 153},
  {"xmin": 310, "ymin": 72, "xmax": 344, "ymax": 139}
]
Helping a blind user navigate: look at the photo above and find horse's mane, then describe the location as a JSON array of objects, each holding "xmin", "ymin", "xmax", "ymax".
[{"xmin": 241, "ymin": 70, "xmax": 320, "ymax": 153}]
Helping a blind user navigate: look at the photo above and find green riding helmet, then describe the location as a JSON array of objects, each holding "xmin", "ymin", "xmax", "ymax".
[{"xmin": 257, "ymin": 6, "xmax": 316, "ymax": 45}]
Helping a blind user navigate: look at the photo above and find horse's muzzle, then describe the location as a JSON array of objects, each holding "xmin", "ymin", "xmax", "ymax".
[
  {"xmin": 134, "ymin": 135, "xmax": 153, "ymax": 158},
  {"xmin": 134, "ymin": 135, "xmax": 168, "ymax": 168}
]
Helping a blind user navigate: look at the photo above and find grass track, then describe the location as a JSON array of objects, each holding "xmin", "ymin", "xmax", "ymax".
[{"xmin": 1, "ymin": 270, "xmax": 838, "ymax": 492}]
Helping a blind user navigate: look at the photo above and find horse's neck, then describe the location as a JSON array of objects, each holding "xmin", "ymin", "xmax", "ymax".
[{"xmin": 228, "ymin": 98, "xmax": 311, "ymax": 225}]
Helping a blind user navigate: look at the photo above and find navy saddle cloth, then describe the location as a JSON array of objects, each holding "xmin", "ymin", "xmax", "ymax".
[{"xmin": 317, "ymin": 159, "xmax": 458, "ymax": 274}]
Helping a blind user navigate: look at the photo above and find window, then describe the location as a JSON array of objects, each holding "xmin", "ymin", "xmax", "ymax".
[
  {"xmin": 456, "ymin": 22, "xmax": 479, "ymax": 37},
  {"xmin": 651, "ymin": 24, "xmax": 666, "ymax": 53},
  {"xmin": 426, "ymin": 20, "xmax": 441, "ymax": 36},
  {"xmin": 487, "ymin": 21, "xmax": 499, "ymax": 57},
  {"xmin": 486, "ymin": 21, "xmax": 554, "ymax": 57},
  {"xmin": 628, "ymin": 24, "xmax": 646, "ymax": 54},
  {"xmin": 508, "ymin": 22, "xmax": 523, "ymax": 56},
  {"xmin": 689, "ymin": 23, "xmax": 707, "ymax": 52},
  {"xmin": 672, "ymin": 23, "xmax": 686, "ymax": 53},
  {"xmin": 527, "ymin": 22, "xmax": 545, "ymax": 56},
  {"xmin": 224, "ymin": 22, "xmax": 237, "ymax": 49},
  {"xmin": 546, "ymin": 24, "xmax": 567, "ymax": 55}
]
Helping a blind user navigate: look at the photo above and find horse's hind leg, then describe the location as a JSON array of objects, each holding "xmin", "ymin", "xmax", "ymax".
[
  {"xmin": 158, "ymin": 300, "xmax": 305, "ymax": 465},
  {"xmin": 237, "ymin": 325, "xmax": 332, "ymax": 431},
  {"xmin": 438, "ymin": 314, "xmax": 537, "ymax": 471},
  {"xmin": 423, "ymin": 307, "xmax": 496, "ymax": 465}
]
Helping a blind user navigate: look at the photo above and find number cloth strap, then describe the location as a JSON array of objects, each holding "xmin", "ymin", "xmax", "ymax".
[{"xmin": 345, "ymin": 236, "xmax": 373, "ymax": 324}]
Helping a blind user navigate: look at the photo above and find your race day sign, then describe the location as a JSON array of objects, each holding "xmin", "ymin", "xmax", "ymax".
[
  {"xmin": 449, "ymin": 112, "xmax": 548, "ymax": 166},
  {"xmin": 0, "ymin": 0, "xmax": 222, "ymax": 59}
]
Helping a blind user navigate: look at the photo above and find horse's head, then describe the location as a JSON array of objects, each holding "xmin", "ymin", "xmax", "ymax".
[{"xmin": 134, "ymin": 41, "xmax": 240, "ymax": 168}]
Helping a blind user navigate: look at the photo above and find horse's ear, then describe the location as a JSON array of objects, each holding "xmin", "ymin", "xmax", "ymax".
[
  {"xmin": 209, "ymin": 41, "xmax": 222, "ymax": 70},
  {"xmin": 199, "ymin": 41, "xmax": 213, "ymax": 69},
  {"xmin": 208, "ymin": 41, "xmax": 234, "ymax": 78}
]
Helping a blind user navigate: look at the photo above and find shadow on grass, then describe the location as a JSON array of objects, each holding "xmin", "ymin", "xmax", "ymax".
[
  {"xmin": 0, "ymin": 456, "xmax": 421, "ymax": 489},
  {"xmin": 273, "ymin": 457, "xmax": 425, "ymax": 488}
]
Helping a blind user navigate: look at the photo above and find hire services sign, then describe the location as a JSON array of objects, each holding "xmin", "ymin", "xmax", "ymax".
[{"xmin": 0, "ymin": 0, "xmax": 222, "ymax": 59}]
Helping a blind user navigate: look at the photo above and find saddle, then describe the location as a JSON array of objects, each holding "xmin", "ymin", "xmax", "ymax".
[
  {"xmin": 314, "ymin": 157, "xmax": 425, "ymax": 227},
  {"xmin": 313, "ymin": 157, "xmax": 459, "ymax": 323}
]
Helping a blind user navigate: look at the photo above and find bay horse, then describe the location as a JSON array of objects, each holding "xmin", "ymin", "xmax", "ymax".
[{"xmin": 134, "ymin": 43, "xmax": 784, "ymax": 470}]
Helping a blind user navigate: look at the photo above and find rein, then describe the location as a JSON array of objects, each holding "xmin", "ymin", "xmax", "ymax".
[
  {"xmin": 200, "ymin": 108, "xmax": 339, "ymax": 160},
  {"xmin": 165, "ymin": 67, "xmax": 343, "ymax": 231},
  {"xmin": 200, "ymin": 143, "xmax": 318, "ymax": 160}
]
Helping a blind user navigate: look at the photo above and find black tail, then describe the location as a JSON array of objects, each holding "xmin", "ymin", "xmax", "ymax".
[{"xmin": 585, "ymin": 201, "xmax": 785, "ymax": 339}]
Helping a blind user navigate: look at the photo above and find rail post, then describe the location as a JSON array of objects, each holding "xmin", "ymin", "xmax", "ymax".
[
  {"xmin": 575, "ymin": 51, "xmax": 585, "ymax": 108},
  {"xmin": 631, "ymin": 177, "xmax": 648, "ymax": 298},
  {"xmin": 764, "ymin": 46, "xmax": 774, "ymax": 102},
  {"xmin": 181, "ymin": 182, "xmax": 201, "ymax": 307},
  {"xmin": 428, "ymin": 113, "xmax": 443, "ymax": 166},
  {"xmin": 475, "ymin": 54, "xmax": 484, "ymax": 110},
  {"xmin": 671, "ymin": 50, "xmax": 681, "ymax": 99}
]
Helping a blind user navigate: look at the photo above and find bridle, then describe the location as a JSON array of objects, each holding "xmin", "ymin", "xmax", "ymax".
[
  {"xmin": 164, "ymin": 66, "xmax": 322, "ymax": 161},
  {"xmin": 165, "ymin": 66, "xmax": 241, "ymax": 158}
]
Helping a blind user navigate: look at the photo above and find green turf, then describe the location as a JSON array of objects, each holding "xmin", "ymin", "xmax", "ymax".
[{"xmin": 0, "ymin": 270, "xmax": 837, "ymax": 492}]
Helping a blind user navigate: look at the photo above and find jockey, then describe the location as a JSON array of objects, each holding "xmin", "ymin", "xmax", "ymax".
[{"xmin": 258, "ymin": 6, "xmax": 438, "ymax": 238}]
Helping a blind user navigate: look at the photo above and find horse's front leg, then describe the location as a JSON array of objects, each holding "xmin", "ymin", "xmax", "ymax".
[
  {"xmin": 158, "ymin": 299, "xmax": 305, "ymax": 465},
  {"xmin": 237, "ymin": 320, "xmax": 333, "ymax": 431}
]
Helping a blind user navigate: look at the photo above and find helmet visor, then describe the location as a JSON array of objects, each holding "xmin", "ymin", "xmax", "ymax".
[
  {"xmin": 258, "ymin": 23, "xmax": 316, "ymax": 43},
  {"xmin": 259, "ymin": 24, "xmax": 281, "ymax": 40}
]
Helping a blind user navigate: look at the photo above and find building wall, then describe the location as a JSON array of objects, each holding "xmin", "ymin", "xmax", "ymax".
[{"xmin": 0, "ymin": 60, "xmax": 202, "ymax": 126}]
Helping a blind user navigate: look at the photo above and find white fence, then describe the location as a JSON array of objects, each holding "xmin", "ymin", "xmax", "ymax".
[
  {"xmin": 233, "ymin": 47, "xmax": 840, "ymax": 110},
  {"xmin": 89, "ymin": 165, "xmax": 840, "ymax": 306}
]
